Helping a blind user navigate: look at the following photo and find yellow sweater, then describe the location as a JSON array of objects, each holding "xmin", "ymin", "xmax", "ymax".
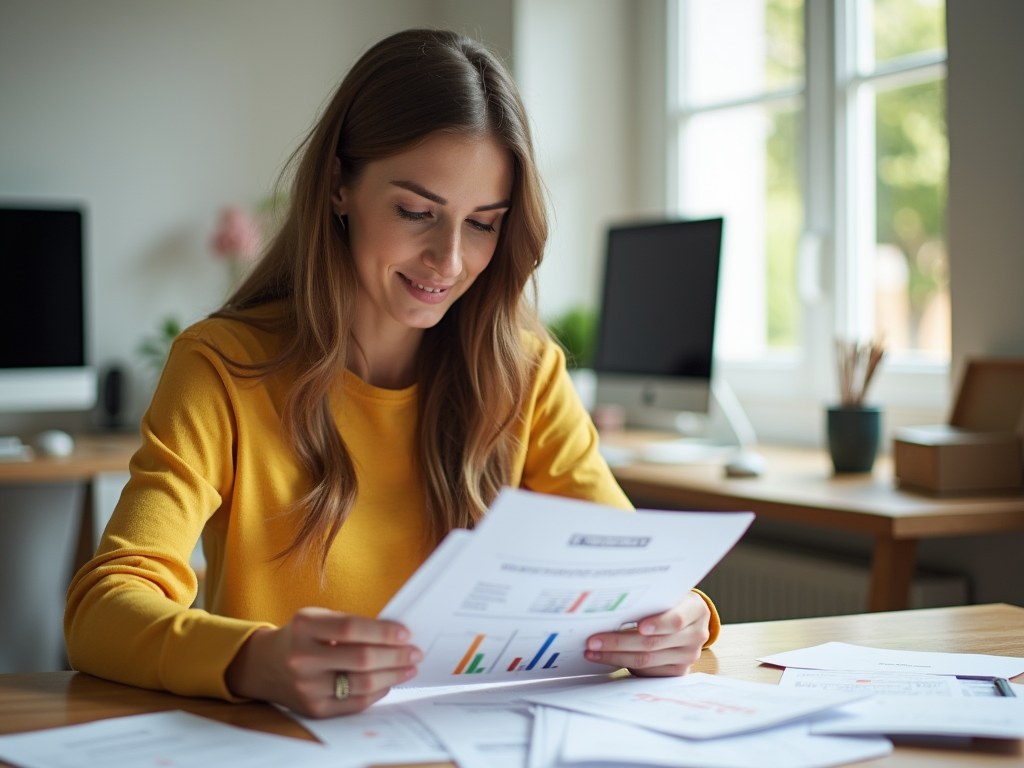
[{"xmin": 65, "ymin": 311, "xmax": 719, "ymax": 700}]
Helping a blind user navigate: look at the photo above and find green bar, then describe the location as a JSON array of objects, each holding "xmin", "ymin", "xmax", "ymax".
[
  {"xmin": 607, "ymin": 593, "xmax": 628, "ymax": 610},
  {"xmin": 466, "ymin": 652, "xmax": 486, "ymax": 674}
]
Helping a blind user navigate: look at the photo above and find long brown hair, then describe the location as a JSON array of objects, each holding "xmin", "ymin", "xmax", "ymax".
[{"xmin": 211, "ymin": 29, "xmax": 549, "ymax": 572}]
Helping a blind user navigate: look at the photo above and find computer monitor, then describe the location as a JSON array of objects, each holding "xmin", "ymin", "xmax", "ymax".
[
  {"xmin": 592, "ymin": 217, "xmax": 723, "ymax": 431},
  {"xmin": 0, "ymin": 205, "xmax": 96, "ymax": 414}
]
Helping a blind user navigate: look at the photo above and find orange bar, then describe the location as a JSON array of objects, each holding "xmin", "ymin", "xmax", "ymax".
[
  {"xmin": 453, "ymin": 634, "xmax": 485, "ymax": 675},
  {"xmin": 567, "ymin": 591, "xmax": 590, "ymax": 613}
]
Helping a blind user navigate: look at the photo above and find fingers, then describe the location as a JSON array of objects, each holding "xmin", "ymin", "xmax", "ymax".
[
  {"xmin": 304, "ymin": 666, "xmax": 417, "ymax": 718},
  {"xmin": 295, "ymin": 606, "xmax": 413, "ymax": 648},
  {"xmin": 584, "ymin": 592, "xmax": 711, "ymax": 676},
  {"xmin": 231, "ymin": 609, "xmax": 424, "ymax": 718}
]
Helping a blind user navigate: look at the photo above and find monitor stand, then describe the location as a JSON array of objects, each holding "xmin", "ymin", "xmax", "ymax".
[{"xmin": 628, "ymin": 379, "xmax": 761, "ymax": 467}]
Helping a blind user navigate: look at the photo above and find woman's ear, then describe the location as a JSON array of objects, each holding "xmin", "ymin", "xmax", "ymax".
[{"xmin": 330, "ymin": 156, "xmax": 347, "ymax": 216}]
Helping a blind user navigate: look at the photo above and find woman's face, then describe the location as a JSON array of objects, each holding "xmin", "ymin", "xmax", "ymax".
[{"xmin": 335, "ymin": 131, "xmax": 513, "ymax": 334}]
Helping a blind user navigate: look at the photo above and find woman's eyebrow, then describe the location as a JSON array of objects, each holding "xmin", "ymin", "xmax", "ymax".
[{"xmin": 390, "ymin": 180, "xmax": 510, "ymax": 212}]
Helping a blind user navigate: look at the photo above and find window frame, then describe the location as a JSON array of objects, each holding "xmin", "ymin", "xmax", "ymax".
[{"xmin": 666, "ymin": 0, "xmax": 951, "ymax": 445}]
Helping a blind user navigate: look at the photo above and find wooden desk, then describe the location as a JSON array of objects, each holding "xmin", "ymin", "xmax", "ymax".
[
  {"xmin": 0, "ymin": 433, "xmax": 139, "ymax": 485},
  {"xmin": 1, "ymin": 604, "xmax": 1021, "ymax": 767},
  {"xmin": 604, "ymin": 434, "xmax": 1024, "ymax": 613}
]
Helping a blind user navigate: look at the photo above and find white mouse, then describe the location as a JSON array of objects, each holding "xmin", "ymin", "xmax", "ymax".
[
  {"xmin": 723, "ymin": 450, "xmax": 766, "ymax": 478},
  {"xmin": 32, "ymin": 429, "xmax": 75, "ymax": 457}
]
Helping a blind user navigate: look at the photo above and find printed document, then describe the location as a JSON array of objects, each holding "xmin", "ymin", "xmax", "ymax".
[
  {"xmin": 0, "ymin": 710, "xmax": 333, "ymax": 768},
  {"xmin": 546, "ymin": 710, "xmax": 892, "ymax": 768},
  {"xmin": 810, "ymin": 696, "xmax": 1024, "ymax": 739},
  {"xmin": 521, "ymin": 672, "xmax": 866, "ymax": 739},
  {"xmin": 759, "ymin": 641, "xmax": 1024, "ymax": 679},
  {"xmin": 381, "ymin": 487, "xmax": 753, "ymax": 687}
]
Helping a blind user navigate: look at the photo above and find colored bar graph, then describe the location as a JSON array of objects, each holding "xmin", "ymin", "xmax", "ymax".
[
  {"xmin": 525, "ymin": 633, "xmax": 558, "ymax": 671},
  {"xmin": 607, "ymin": 593, "xmax": 627, "ymax": 610},
  {"xmin": 542, "ymin": 653, "xmax": 559, "ymax": 669},
  {"xmin": 507, "ymin": 656, "xmax": 523, "ymax": 672},
  {"xmin": 453, "ymin": 634, "xmax": 485, "ymax": 675},
  {"xmin": 566, "ymin": 591, "xmax": 590, "ymax": 613}
]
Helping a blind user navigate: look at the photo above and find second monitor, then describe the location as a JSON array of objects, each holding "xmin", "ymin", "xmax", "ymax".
[{"xmin": 592, "ymin": 217, "xmax": 723, "ymax": 431}]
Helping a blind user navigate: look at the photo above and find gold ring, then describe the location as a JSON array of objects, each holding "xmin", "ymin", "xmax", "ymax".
[{"xmin": 334, "ymin": 672, "xmax": 350, "ymax": 701}]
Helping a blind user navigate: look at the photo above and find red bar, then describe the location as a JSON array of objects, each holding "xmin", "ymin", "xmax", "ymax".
[
  {"xmin": 567, "ymin": 591, "xmax": 590, "ymax": 613},
  {"xmin": 507, "ymin": 656, "xmax": 522, "ymax": 672}
]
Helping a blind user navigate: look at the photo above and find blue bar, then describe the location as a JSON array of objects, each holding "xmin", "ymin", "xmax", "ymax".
[
  {"xmin": 526, "ymin": 633, "xmax": 558, "ymax": 671},
  {"xmin": 542, "ymin": 653, "xmax": 559, "ymax": 669}
]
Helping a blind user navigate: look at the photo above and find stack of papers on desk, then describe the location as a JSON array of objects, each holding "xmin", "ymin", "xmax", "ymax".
[
  {"xmin": 761, "ymin": 641, "xmax": 1024, "ymax": 741},
  {"xmin": 294, "ymin": 673, "xmax": 893, "ymax": 768}
]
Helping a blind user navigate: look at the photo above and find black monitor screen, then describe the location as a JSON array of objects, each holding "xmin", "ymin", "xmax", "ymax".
[
  {"xmin": 0, "ymin": 207, "xmax": 86, "ymax": 368},
  {"xmin": 593, "ymin": 218, "xmax": 722, "ymax": 378}
]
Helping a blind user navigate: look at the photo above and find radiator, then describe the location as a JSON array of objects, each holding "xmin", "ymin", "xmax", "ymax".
[{"xmin": 696, "ymin": 540, "xmax": 970, "ymax": 624}]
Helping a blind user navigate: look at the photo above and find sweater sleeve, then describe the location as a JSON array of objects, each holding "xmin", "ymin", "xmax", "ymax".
[
  {"xmin": 518, "ymin": 338, "xmax": 721, "ymax": 647},
  {"xmin": 64, "ymin": 330, "xmax": 272, "ymax": 700},
  {"xmin": 518, "ymin": 339, "xmax": 633, "ymax": 509}
]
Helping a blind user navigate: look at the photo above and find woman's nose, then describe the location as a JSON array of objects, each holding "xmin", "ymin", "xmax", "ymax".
[{"xmin": 425, "ymin": 224, "xmax": 462, "ymax": 278}]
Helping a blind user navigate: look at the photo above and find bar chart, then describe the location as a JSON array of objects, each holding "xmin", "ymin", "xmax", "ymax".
[
  {"xmin": 446, "ymin": 630, "xmax": 572, "ymax": 677},
  {"xmin": 529, "ymin": 588, "xmax": 637, "ymax": 614}
]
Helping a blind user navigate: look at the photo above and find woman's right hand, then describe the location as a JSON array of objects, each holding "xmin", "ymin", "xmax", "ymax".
[{"xmin": 225, "ymin": 607, "xmax": 422, "ymax": 717}]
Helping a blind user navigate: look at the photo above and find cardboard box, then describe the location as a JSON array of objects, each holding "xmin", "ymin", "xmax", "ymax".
[
  {"xmin": 893, "ymin": 425, "xmax": 1021, "ymax": 493},
  {"xmin": 893, "ymin": 359, "xmax": 1024, "ymax": 494}
]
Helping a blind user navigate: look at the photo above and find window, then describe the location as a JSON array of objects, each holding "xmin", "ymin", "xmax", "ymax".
[{"xmin": 670, "ymin": 0, "xmax": 949, "ymax": 438}]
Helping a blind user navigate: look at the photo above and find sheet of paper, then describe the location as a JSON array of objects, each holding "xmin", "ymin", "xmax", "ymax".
[
  {"xmin": 527, "ymin": 704, "xmax": 571, "ymax": 768},
  {"xmin": 401, "ymin": 671, "xmax": 618, "ymax": 768},
  {"xmin": 778, "ymin": 668, "xmax": 965, "ymax": 697},
  {"xmin": 396, "ymin": 676, "xmax": 605, "ymax": 768},
  {"xmin": 810, "ymin": 696, "xmax": 1024, "ymax": 739},
  {"xmin": 556, "ymin": 710, "xmax": 892, "ymax": 768},
  {"xmin": 0, "ymin": 711, "xmax": 334, "ymax": 768},
  {"xmin": 381, "ymin": 487, "xmax": 753, "ymax": 687},
  {"xmin": 759, "ymin": 641, "xmax": 1024, "ymax": 678},
  {"xmin": 521, "ymin": 672, "xmax": 866, "ymax": 740},
  {"xmin": 408, "ymin": 698, "xmax": 532, "ymax": 768},
  {"xmin": 294, "ymin": 706, "xmax": 451, "ymax": 766}
]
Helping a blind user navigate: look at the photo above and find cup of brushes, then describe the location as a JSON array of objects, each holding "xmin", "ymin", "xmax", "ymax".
[{"xmin": 827, "ymin": 338, "xmax": 886, "ymax": 474}]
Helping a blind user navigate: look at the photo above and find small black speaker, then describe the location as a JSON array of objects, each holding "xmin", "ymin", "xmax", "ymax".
[{"xmin": 100, "ymin": 366, "xmax": 125, "ymax": 428}]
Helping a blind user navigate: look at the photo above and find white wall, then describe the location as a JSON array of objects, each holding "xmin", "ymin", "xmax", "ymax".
[
  {"xmin": 514, "ymin": 0, "xmax": 646, "ymax": 320},
  {"xmin": 946, "ymin": 0, "xmax": 1024, "ymax": 379},
  {"xmin": 932, "ymin": 0, "xmax": 1024, "ymax": 607},
  {"xmin": 0, "ymin": 0, "xmax": 437, "ymax": 426}
]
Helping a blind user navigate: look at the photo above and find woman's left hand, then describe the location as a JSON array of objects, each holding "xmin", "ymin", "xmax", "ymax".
[{"xmin": 584, "ymin": 591, "xmax": 711, "ymax": 677}]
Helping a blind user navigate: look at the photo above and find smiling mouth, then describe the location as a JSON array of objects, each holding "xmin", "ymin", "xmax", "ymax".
[{"xmin": 400, "ymin": 274, "xmax": 450, "ymax": 294}]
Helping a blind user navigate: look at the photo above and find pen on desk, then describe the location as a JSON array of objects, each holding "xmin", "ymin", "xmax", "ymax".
[{"xmin": 958, "ymin": 675, "xmax": 1016, "ymax": 697}]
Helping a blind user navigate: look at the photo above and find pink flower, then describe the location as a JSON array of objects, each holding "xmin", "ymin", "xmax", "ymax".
[{"xmin": 210, "ymin": 206, "xmax": 262, "ymax": 263}]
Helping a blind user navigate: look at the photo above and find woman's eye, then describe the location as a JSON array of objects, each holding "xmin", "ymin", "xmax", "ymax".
[
  {"xmin": 467, "ymin": 218, "xmax": 496, "ymax": 233},
  {"xmin": 396, "ymin": 205, "xmax": 429, "ymax": 222}
]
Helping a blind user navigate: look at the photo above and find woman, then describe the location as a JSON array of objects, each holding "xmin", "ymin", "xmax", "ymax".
[{"xmin": 65, "ymin": 28, "xmax": 718, "ymax": 718}]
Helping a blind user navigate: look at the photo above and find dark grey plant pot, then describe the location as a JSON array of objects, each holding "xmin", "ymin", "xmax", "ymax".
[{"xmin": 827, "ymin": 405, "xmax": 882, "ymax": 473}]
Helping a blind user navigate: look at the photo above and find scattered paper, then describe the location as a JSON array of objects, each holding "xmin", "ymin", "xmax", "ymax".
[
  {"xmin": 295, "ymin": 706, "xmax": 450, "ymax": 767},
  {"xmin": 399, "ymin": 676, "xmax": 606, "ymax": 768},
  {"xmin": 759, "ymin": 642, "xmax": 1024, "ymax": 679},
  {"xmin": 382, "ymin": 487, "xmax": 753, "ymax": 687},
  {"xmin": 521, "ymin": 672, "xmax": 866, "ymax": 740},
  {"xmin": 811, "ymin": 696, "xmax": 1024, "ymax": 739},
  {"xmin": 555, "ymin": 709, "xmax": 892, "ymax": 768},
  {"xmin": 0, "ymin": 711, "xmax": 333, "ymax": 768},
  {"xmin": 778, "ymin": 668, "xmax": 965, "ymax": 697}
]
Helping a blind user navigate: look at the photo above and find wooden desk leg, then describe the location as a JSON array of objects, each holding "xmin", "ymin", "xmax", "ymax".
[{"xmin": 868, "ymin": 537, "xmax": 917, "ymax": 612}]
